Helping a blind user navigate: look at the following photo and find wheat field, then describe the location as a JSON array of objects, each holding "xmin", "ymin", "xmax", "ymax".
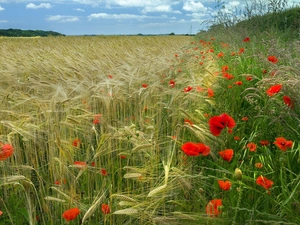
[{"xmin": 0, "ymin": 35, "xmax": 219, "ymax": 225}]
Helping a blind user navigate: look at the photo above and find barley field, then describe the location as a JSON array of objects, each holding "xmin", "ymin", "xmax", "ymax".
[{"xmin": 0, "ymin": 35, "xmax": 218, "ymax": 225}]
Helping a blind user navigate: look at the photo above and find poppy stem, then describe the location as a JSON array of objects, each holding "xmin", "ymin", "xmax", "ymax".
[{"xmin": 233, "ymin": 181, "xmax": 243, "ymax": 225}]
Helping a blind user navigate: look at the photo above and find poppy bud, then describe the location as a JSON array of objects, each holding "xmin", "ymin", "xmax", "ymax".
[{"xmin": 234, "ymin": 168, "xmax": 242, "ymax": 180}]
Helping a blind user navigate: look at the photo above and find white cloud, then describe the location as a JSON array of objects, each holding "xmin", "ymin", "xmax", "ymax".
[
  {"xmin": 46, "ymin": 15, "xmax": 79, "ymax": 23},
  {"xmin": 75, "ymin": 8, "xmax": 85, "ymax": 12},
  {"xmin": 183, "ymin": 0, "xmax": 206, "ymax": 12},
  {"xmin": 0, "ymin": 5, "xmax": 4, "ymax": 11},
  {"xmin": 88, "ymin": 13, "xmax": 149, "ymax": 20},
  {"xmin": 141, "ymin": 5, "xmax": 181, "ymax": 14},
  {"xmin": 26, "ymin": 3, "xmax": 52, "ymax": 9},
  {"xmin": 0, "ymin": 19, "xmax": 8, "ymax": 23}
]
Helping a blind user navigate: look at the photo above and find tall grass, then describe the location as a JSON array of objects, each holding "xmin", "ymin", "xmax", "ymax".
[{"xmin": 0, "ymin": 35, "xmax": 219, "ymax": 224}]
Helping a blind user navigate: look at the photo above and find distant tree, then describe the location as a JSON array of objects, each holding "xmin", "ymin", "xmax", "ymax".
[{"xmin": 169, "ymin": 32, "xmax": 175, "ymax": 35}]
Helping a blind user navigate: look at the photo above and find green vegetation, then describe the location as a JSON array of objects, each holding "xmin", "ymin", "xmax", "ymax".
[{"xmin": 0, "ymin": 29, "xmax": 65, "ymax": 37}]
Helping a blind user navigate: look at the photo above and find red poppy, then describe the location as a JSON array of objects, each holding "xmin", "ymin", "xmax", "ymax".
[
  {"xmin": 207, "ymin": 88, "xmax": 214, "ymax": 97},
  {"xmin": 231, "ymin": 52, "xmax": 235, "ymax": 56},
  {"xmin": 243, "ymin": 37, "xmax": 250, "ymax": 42},
  {"xmin": 101, "ymin": 168, "xmax": 108, "ymax": 176},
  {"xmin": 208, "ymin": 113, "xmax": 236, "ymax": 136},
  {"xmin": 256, "ymin": 175, "xmax": 274, "ymax": 191},
  {"xmin": 238, "ymin": 48, "xmax": 245, "ymax": 54},
  {"xmin": 234, "ymin": 81, "xmax": 243, "ymax": 86},
  {"xmin": 184, "ymin": 86, "xmax": 193, "ymax": 92},
  {"xmin": 184, "ymin": 119, "xmax": 193, "ymax": 126},
  {"xmin": 206, "ymin": 199, "xmax": 222, "ymax": 217},
  {"xmin": 101, "ymin": 204, "xmax": 111, "ymax": 214},
  {"xmin": 174, "ymin": 54, "xmax": 179, "ymax": 57},
  {"xmin": 218, "ymin": 149, "xmax": 234, "ymax": 162},
  {"xmin": 217, "ymin": 52, "xmax": 224, "ymax": 58},
  {"xmin": 93, "ymin": 114, "xmax": 102, "ymax": 125},
  {"xmin": 0, "ymin": 144, "xmax": 14, "ymax": 161},
  {"xmin": 62, "ymin": 207, "xmax": 80, "ymax": 221},
  {"xmin": 181, "ymin": 142, "xmax": 210, "ymax": 156},
  {"xmin": 222, "ymin": 65, "xmax": 229, "ymax": 72},
  {"xmin": 260, "ymin": 140, "xmax": 270, "ymax": 146},
  {"xmin": 246, "ymin": 142, "xmax": 257, "ymax": 152},
  {"xmin": 246, "ymin": 76, "xmax": 252, "ymax": 81},
  {"xmin": 72, "ymin": 138, "xmax": 80, "ymax": 147},
  {"xmin": 241, "ymin": 116, "xmax": 248, "ymax": 121},
  {"xmin": 73, "ymin": 161, "xmax": 87, "ymax": 169},
  {"xmin": 255, "ymin": 163, "xmax": 263, "ymax": 168},
  {"xmin": 234, "ymin": 136, "xmax": 241, "ymax": 141},
  {"xmin": 223, "ymin": 73, "xmax": 234, "ymax": 80},
  {"xmin": 107, "ymin": 74, "xmax": 113, "ymax": 79},
  {"xmin": 262, "ymin": 69, "xmax": 268, "ymax": 74},
  {"xmin": 169, "ymin": 79, "xmax": 175, "ymax": 88},
  {"xmin": 218, "ymin": 180, "xmax": 231, "ymax": 190},
  {"xmin": 274, "ymin": 137, "xmax": 293, "ymax": 151},
  {"xmin": 267, "ymin": 55, "xmax": 278, "ymax": 63},
  {"xmin": 266, "ymin": 84, "xmax": 282, "ymax": 96},
  {"xmin": 142, "ymin": 84, "xmax": 148, "ymax": 88},
  {"xmin": 283, "ymin": 95, "xmax": 294, "ymax": 108}
]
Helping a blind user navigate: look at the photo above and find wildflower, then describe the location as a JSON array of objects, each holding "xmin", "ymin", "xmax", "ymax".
[
  {"xmin": 73, "ymin": 161, "xmax": 87, "ymax": 169},
  {"xmin": 283, "ymin": 95, "xmax": 294, "ymax": 108},
  {"xmin": 246, "ymin": 142, "xmax": 257, "ymax": 152},
  {"xmin": 183, "ymin": 86, "xmax": 193, "ymax": 92},
  {"xmin": 234, "ymin": 136, "xmax": 241, "ymax": 141},
  {"xmin": 196, "ymin": 86, "xmax": 205, "ymax": 92},
  {"xmin": 142, "ymin": 83, "xmax": 148, "ymax": 88},
  {"xmin": 262, "ymin": 69, "xmax": 267, "ymax": 74},
  {"xmin": 246, "ymin": 76, "xmax": 252, "ymax": 81},
  {"xmin": 241, "ymin": 116, "xmax": 248, "ymax": 121},
  {"xmin": 234, "ymin": 168, "xmax": 242, "ymax": 180},
  {"xmin": 266, "ymin": 84, "xmax": 282, "ymax": 96},
  {"xmin": 267, "ymin": 55, "xmax": 278, "ymax": 63},
  {"xmin": 255, "ymin": 163, "xmax": 263, "ymax": 169},
  {"xmin": 222, "ymin": 65, "xmax": 229, "ymax": 72},
  {"xmin": 169, "ymin": 79, "xmax": 175, "ymax": 88},
  {"xmin": 174, "ymin": 53, "xmax": 179, "ymax": 57},
  {"xmin": 218, "ymin": 180, "xmax": 232, "ymax": 190},
  {"xmin": 274, "ymin": 137, "xmax": 293, "ymax": 151},
  {"xmin": 206, "ymin": 199, "xmax": 222, "ymax": 217},
  {"xmin": 231, "ymin": 52, "xmax": 235, "ymax": 56},
  {"xmin": 217, "ymin": 52, "xmax": 224, "ymax": 58},
  {"xmin": 101, "ymin": 204, "xmax": 111, "ymax": 214},
  {"xmin": 199, "ymin": 61, "xmax": 204, "ymax": 65},
  {"xmin": 256, "ymin": 175, "xmax": 274, "ymax": 191},
  {"xmin": 207, "ymin": 88, "xmax": 214, "ymax": 97},
  {"xmin": 0, "ymin": 144, "xmax": 14, "ymax": 161},
  {"xmin": 91, "ymin": 162, "xmax": 96, "ymax": 167},
  {"xmin": 238, "ymin": 48, "xmax": 245, "ymax": 54},
  {"xmin": 107, "ymin": 74, "xmax": 113, "ymax": 79},
  {"xmin": 101, "ymin": 168, "xmax": 108, "ymax": 176},
  {"xmin": 181, "ymin": 142, "xmax": 210, "ymax": 156},
  {"xmin": 218, "ymin": 149, "xmax": 234, "ymax": 162},
  {"xmin": 62, "ymin": 207, "xmax": 80, "ymax": 221},
  {"xmin": 243, "ymin": 37, "xmax": 250, "ymax": 42},
  {"xmin": 208, "ymin": 113, "xmax": 236, "ymax": 136},
  {"xmin": 72, "ymin": 138, "xmax": 80, "ymax": 147},
  {"xmin": 120, "ymin": 155, "xmax": 127, "ymax": 159},
  {"xmin": 234, "ymin": 81, "xmax": 242, "ymax": 86},
  {"xmin": 260, "ymin": 140, "xmax": 270, "ymax": 146},
  {"xmin": 223, "ymin": 72, "xmax": 234, "ymax": 80},
  {"xmin": 93, "ymin": 114, "xmax": 102, "ymax": 125},
  {"xmin": 184, "ymin": 118, "xmax": 193, "ymax": 126},
  {"xmin": 0, "ymin": 211, "xmax": 2, "ymax": 216}
]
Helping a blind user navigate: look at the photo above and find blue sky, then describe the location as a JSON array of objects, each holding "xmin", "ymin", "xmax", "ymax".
[{"xmin": 0, "ymin": 0, "xmax": 299, "ymax": 35}]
